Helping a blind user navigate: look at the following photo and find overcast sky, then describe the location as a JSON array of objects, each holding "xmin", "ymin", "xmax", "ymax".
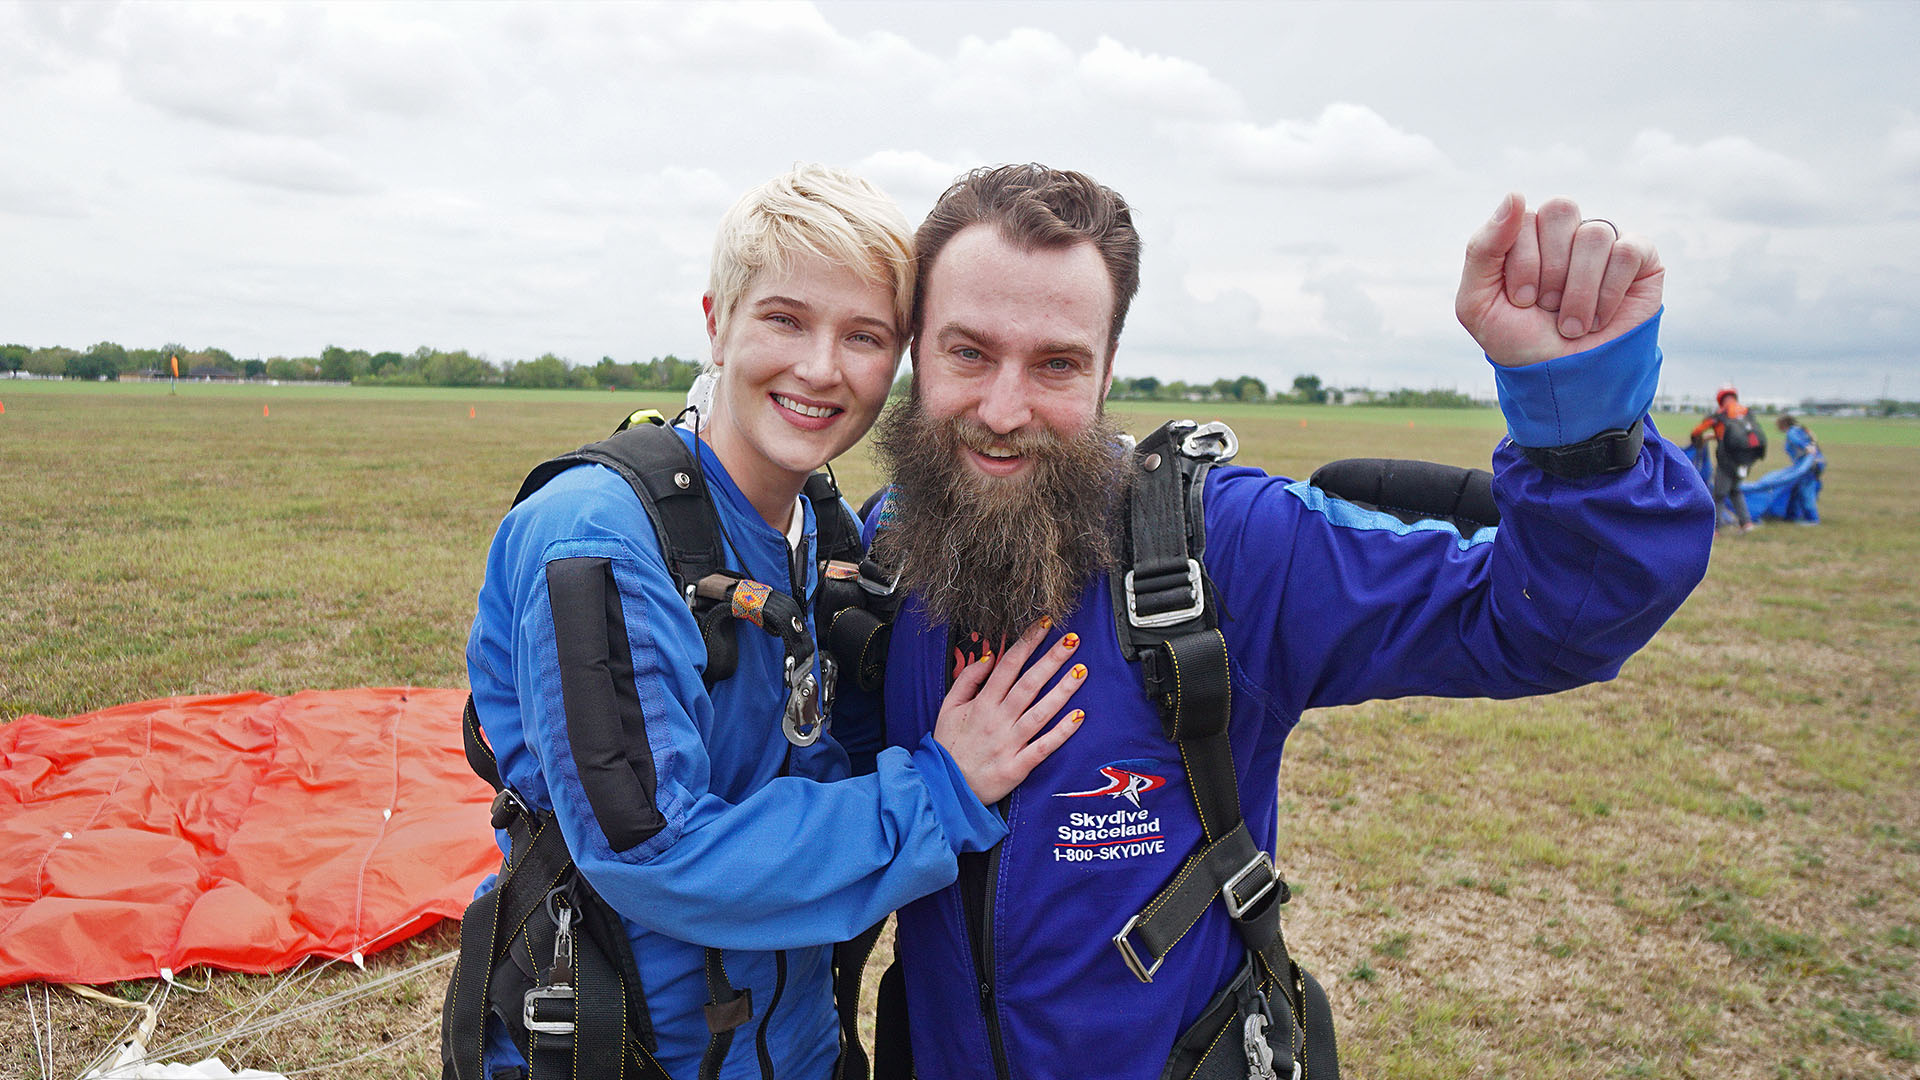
[{"xmin": 4, "ymin": 1, "xmax": 1915, "ymax": 403}]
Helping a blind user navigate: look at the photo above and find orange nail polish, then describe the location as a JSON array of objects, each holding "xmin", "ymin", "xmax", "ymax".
[
  {"xmin": 980, "ymin": 650, "xmax": 992, "ymax": 665},
  {"xmin": 1070, "ymin": 664, "xmax": 1087, "ymax": 680},
  {"xmin": 1062, "ymin": 632, "xmax": 1079, "ymax": 649},
  {"xmin": 1069, "ymin": 710, "xmax": 1085, "ymax": 724},
  {"xmin": 1040, "ymin": 615, "xmax": 1052, "ymax": 629}
]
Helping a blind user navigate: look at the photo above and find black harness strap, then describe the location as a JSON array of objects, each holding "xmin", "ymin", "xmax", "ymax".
[
  {"xmin": 699, "ymin": 947, "xmax": 754, "ymax": 1080},
  {"xmin": 812, "ymin": 472, "xmax": 899, "ymax": 696},
  {"xmin": 1109, "ymin": 420, "xmax": 1313, "ymax": 1076},
  {"xmin": 516, "ymin": 422, "xmax": 728, "ymax": 595},
  {"xmin": 445, "ymin": 698, "xmax": 664, "ymax": 1080},
  {"xmin": 830, "ymin": 919, "xmax": 888, "ymax": 1080}
]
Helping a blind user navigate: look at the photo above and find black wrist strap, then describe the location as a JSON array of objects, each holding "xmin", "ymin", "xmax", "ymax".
[{"xmin": 1516, "ymin": 416, "xmax": 1644, "ymax": 479}]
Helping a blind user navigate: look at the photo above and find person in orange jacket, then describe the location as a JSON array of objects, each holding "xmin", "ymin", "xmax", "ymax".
[{"xmin": 1691, "ymin": 385, "xmax": 1762, "ymax": 531}]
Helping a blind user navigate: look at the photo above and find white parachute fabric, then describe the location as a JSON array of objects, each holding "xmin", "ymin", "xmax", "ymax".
[{"xmin": 83, "ymin": 1041, "xmax": 290, "ymax": 1080}]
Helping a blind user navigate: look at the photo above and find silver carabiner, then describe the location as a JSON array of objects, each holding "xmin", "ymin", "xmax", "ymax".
[
  {"xmin": 1243, "ymin": 1010, "xmax": 1277, "ymax": 1080},
  {"xmin": 782, "ymin": 655, "xmax": 824, "ymax": 747},
  {"xmin": 1181, "ymin": 421, "xmax": 1239, "ymax": 463}
]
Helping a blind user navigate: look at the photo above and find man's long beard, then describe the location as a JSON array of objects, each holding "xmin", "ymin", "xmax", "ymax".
[{"xmin": 870, "ymin": 393, "xmax": 1129, "ymax": 646}]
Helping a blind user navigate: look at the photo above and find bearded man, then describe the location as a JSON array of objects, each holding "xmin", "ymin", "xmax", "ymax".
[{"xmin": 853, "ymin": 164, "xmax": 1714, "ymax": 1080}]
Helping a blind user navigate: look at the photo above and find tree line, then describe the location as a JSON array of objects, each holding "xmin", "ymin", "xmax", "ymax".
[
  {"xmin": 1108, "ymin": 372, "xmax": 1480, "ymax": 408},
  {"xmin": 4, "ymin": 342, "xmax": 1472, "ymax": 407},
  {"xmin": 0, "ymin": 342, "xmax": 705, "ymax": 392}
]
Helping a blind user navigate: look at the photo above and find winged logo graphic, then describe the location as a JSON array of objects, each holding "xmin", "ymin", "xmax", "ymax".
[{"xmin": 1054, "ymin": 762, "xmax": 1168, "ymax": 807}]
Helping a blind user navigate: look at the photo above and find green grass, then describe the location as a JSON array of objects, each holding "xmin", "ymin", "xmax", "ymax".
[{"xmin": 3, "ymin": 381, "xmax": 1918, "ymax": 1077}]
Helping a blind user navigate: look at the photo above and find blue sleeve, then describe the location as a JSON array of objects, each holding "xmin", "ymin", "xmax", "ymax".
[
  {"xmin": 1204, "ymin": 314, "xmax": 1713, "ymax": 715},
  {"xmin": 1492, "ymin": 309, "xmax": 1663, "ymax": 445},
  {"xmin": 473, "ymin": 469, "xmax": 996, "ymax": 952}
]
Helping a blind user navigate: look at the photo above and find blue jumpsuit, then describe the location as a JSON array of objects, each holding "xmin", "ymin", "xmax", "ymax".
[
  {"xmin": 466, "ymin": 426, "xmax": 1006, "ymax": 1079},
  {"xmin": 1782, "ymin": 424, "xmax": 1825, "ymax": 522},
  {"xmin": 865, "ymin": 312, "xmax": 1715, "ymax": 1079}
]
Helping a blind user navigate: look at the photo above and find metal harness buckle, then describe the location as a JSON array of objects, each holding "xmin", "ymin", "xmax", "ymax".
[
  {"xmin": 1222, "ymin": 853, "xmax": 1278, "ymax": 919},
  {"xmin": 523, "ymin": 985, "xmax": 577, "ymax": 1036},
  {"xmin": 1111, "ymin": 915, "xmax": 1165, "ymax": 984},
  {"xmin": 1124, "ymin": 559, "xmax": 1205, "ymax": 629},
  {"xmin": 525, "ymin": 888, "xmax": 578, "ymax": 1035}
]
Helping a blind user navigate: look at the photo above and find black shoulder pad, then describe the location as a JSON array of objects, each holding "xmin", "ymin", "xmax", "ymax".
[
  {"xmin": 1309, "ymin": 458, "xmax": 1499, "ymax": 534},
  {"xmin": 546, "ymin": 555, "xmax": 668, "ymax": 852},
  {"xmin": 514, "ymin": 422, "xmax": 728, "ymax": 591}
]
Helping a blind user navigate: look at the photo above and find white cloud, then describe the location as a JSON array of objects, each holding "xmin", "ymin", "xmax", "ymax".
[
  {"xmin": 1498, "ymin": 142, "xmax": 1593, "ymax": 184},
  {"xmin": 664, "ymin": 1, "xmax": 851, "ymax": 67},
  {"xmin": 211, "ymin": 137, "xmax": 381, "ymax": 196},
  {"xmin": 1626, "ymin": 130, "xmax": 1833, "ymax": 225},
  {"xmin": 1076, "ymin": 36, "xmax": 1242, "ymax": 121},
  {"xmin": 1886, "ymin": 118, "xmax": 1920, "ymax": 181},
  {"xmin": 0, "ymin": 166, "xmax": 90, "ymax": 219},
  {"xmin": 1301, "ymin": 269, "xmax": 1386, "ymax": 341},
  {"xmin": 936, "ymin": 28, "xmax": 1083, "ymax": 112},
  {"xmin": 87, "ymin": 3, "xmax": 479, "ymax": 136},
  {"xmin": 853, "ymin": 150, "xmax": 966, "ymax": 209},
  {"xmin": 1207, "ymin": 104, "xmax": 1449, "ymax": 186}
]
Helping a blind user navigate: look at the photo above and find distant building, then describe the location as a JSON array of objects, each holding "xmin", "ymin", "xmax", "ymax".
[{"xmin": 1798, "ymin": 398, "xmax": 1878, "ymax": 417}]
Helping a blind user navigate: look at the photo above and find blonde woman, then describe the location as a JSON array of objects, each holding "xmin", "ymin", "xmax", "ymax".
[{"xmin": 449, "ymin": 167, "xmax": 1084, "ymax": 1080}]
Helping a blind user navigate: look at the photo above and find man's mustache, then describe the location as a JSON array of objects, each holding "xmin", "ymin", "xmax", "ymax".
[{"xmin": 952, "ymin": 420, "xmax": 1061, "ymax": 461}]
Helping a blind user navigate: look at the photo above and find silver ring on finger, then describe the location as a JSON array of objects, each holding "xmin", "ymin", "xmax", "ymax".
[{"xmin": 1580, "ymin": 217, "xmax": 1620, "ymax": 241}]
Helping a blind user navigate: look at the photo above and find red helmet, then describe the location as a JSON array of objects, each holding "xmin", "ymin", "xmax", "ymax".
[{"xmin": 1716, "ymin": 385, "xmax": 1739, "ymax": 404}]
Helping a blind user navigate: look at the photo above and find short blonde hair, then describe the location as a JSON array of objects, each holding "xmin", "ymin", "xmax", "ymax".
[{"xmin": 707, "ymin": 165, "xmax": 915, "ymax": 366}]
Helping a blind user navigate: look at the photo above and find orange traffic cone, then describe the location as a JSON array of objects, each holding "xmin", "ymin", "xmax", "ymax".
[
  {"xmin": 469, "ymin": 405, "xmax": 476, "ymax": 419},
  {"xmin": 0, "ymin": 400, "xmax": 7, "ymax": 415},
  {"xmin": 1298, "ymin": 418, "xmax": 1306, "ymax": 428},
  {"xmin": 264, "ymin": 405, "xmax": 270, "ymax": 418}
]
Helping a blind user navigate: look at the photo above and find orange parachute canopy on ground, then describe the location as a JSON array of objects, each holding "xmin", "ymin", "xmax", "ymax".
[{"xmin": 0, "ymin": 688, "xmax": 498, "ymax": 986}]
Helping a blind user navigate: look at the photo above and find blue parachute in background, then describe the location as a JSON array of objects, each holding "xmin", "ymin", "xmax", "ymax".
[{"xmin": 1687, "ymin": 442, "xmax": 1825, "ymax": 524}]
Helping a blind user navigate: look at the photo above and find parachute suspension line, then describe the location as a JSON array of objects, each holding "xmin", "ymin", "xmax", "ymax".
[
  {"xmin": 26, "ymin": 978, "xmax": 50, "ymax": 1079},
  {"xmin": 272, "ymin": 1014, "xmax": 439, "ymax": 1077},
  {"xmin": 129, "ymin": 950, "xmax": 458, "ymax": 1070},
  {"xmin": 194, "ymin": 911, "xmax": 446, "ymax": 1069},
  {"xmin": 208, "ymin": 956, "xmax": 337, "ymax": 1069}
]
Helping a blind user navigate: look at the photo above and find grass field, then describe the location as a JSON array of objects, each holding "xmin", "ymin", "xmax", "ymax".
[{"xmin": 3, "ymin": 380, "xmax": 1917, "ymax": 1079}]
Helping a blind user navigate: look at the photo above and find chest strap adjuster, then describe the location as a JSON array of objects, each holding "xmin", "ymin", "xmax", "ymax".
[
  {"xmin": 1110, "ymin": 915, "xmax": 1164, "ymax": 984},
  {"xmin": 523, "ymin": 985, "xmax": 577, "ymax": 1036},
  {"xmin": 1223, "ymin": 853, "xmax": 1282, "ymax": 919},
  {"xmin": 1124, "ymin": 558, "xmax": 1204, "ymax": 628}
]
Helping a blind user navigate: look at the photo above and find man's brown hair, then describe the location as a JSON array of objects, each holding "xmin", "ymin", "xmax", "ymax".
[{"xmin": 912, "ymin": 164, "xmax": 1141, "ymax": 361}]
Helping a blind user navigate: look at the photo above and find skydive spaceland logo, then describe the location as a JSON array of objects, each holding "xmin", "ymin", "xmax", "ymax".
[
  {"xmin": 1051, "ymin": 760, "xmax": 1170, "ymax": 863},
  {"xmin": 1053, "ymin": 762, "xmax": 1167, "ymax": 807}
]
